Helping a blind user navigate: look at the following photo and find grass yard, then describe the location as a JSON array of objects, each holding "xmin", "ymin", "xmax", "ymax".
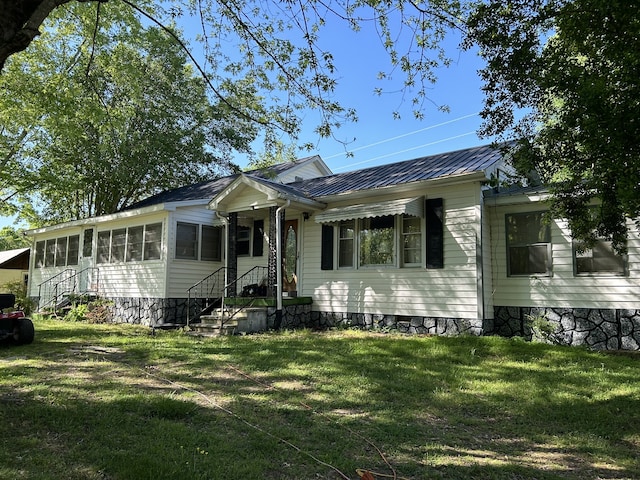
[{"xmin": 1, "ymin": 318, "xmax": 639, "ymax": 480}]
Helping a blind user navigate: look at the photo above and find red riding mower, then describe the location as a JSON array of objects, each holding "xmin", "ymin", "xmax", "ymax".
[{"xmin": 0, "ymin": 293, "xmax": 35, "ymax": 345}]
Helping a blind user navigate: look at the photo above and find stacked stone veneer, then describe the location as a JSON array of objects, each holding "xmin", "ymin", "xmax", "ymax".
[
  {"xmin": 270, "ymin": 307, "xmax": 487, "ymax": 336},
  {"xmin": 493, "ymin": 306, "xmax": 640, "ymax": 350},
  {"xmin": 108, "ymin": 297, "xmax": 190, "ymax": 327}
]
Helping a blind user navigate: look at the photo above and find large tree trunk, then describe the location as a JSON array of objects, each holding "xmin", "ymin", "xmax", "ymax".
[{"xmin": 0, "ymin": 0, "xmax": 89, "ymax": 70}]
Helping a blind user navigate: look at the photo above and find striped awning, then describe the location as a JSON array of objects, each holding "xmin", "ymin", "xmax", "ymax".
[{"xmin": 314, "ymin": 197, "xmax": 424, "ymax": 223}]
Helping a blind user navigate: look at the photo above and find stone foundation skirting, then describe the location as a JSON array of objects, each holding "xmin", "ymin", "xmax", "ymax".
[
  {"xmin": 493, "ymin": 306, "xmax": 640, "ymax": 350},
  {"xmin": 283, "ymin": 310, "xmax": 488, "ymax": 336},
  {"xmin": 108, "ymin": 297, "xmax": 189, "ymax": 327}
]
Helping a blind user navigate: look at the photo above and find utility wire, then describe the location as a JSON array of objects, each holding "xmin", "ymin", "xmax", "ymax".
[{"xmin": 324, "ymin": 112, "xmax": 480, "ymax": 161}]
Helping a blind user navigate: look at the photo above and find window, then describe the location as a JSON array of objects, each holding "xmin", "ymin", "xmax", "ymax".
[
  {"xmin": 338, "ymin": 220, "xmax": 355, "ymax": 268},
  {"xmin": 97, "ymin": 231, "xmax": 111, "ymax": 264},
  {"xmin": 237, "ymin": 226, "xmax": 251, "ymax": 256},
  {"xmin": 45, "ymin": 239, "xmax": 56, "ymax": 267},
  {"xmin": 506, "ymin": 212, "xmax": 551, "ymax": 276},
  {"xmin": 321, "ymin": 224, "xmax": 334, "ymax": 270},
  {"xmin": 67, "ymin": 235, "xmax": 79, "ymax": 266},
  {"xmin": 82, "ymin": 229, "xmax": 94, "ymax": 257},
  {"xmin": 36, "ymin": 235, "xmax": 80, "ymax": 268},
  {"xmin": 143, "ymin": 223, "xmax": 162, "ymax": 260},
  {"xmin": 360, "ymin": 216, "xmax": 395, "ymax": 266},
  {"xmin": 574, "ymin": 239, "xmax": 626, "ymax": 276},
  {"xmin": 202, "ymin": 225, "xmax": 222, "ymax": 261},
  {"xmin": 55, "ymin": 238, "xmax": 68, "ymax": 267},
  {"xmin": 176, "ymin": 222, "xmax": 198, "ymax": 260},
  {"xmin": 111, "ymin": 228, "xmax": 126, "ymax": 263},
  {"xmin": 402, "ymin": 215, "xmax": 422, "ymax": 266},
  {"xmin": 126, "ymin": 226, "xmax": 144, "ymax": 262},
  {"xmin": 35, "ymin": 241, "xmax": 45, "ymax": 268}
]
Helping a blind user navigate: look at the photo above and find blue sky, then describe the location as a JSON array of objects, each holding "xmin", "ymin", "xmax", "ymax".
[{"xmin": 268, "ymin": 14, "xmax": 493, "ymax": 173}]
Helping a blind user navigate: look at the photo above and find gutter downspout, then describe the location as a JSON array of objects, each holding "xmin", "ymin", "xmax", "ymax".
[
  {"xmin": 215, "ymin": 211, "xmax": 229, "ymax": 318},
  {"xmin": 275, "ymin": 200, "xmax": 290, "ymax": 326}
]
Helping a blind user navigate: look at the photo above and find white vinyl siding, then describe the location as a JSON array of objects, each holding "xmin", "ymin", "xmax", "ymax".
[
  {"xmin": 303, "ymin": 185, "xmax": 482, "ymax": 319},
  {"xmin": 488, "ymin": 201, "xmax": 640, "ymax": 309}
]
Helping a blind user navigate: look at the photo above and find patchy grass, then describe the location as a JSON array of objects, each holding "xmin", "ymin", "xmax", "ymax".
[{"xmin": 1, "ymin": 319, "xmax": 639, "ymax": 479}]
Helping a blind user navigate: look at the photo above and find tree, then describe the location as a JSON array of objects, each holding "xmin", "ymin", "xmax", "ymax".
[
  {"xmin": 1, "ymin": 1, "xmax": 466, "ymax": 142},
  {"xmin": 1, "ymin": 3, "xmax": 257, "ymax": 224},
  {"xmin": 465, "ymin": 0, "xmax": 640, "ymax": 251},
  {"xmin": 0, "ymin": 226, "xmax": 31, "ymax": 250}
]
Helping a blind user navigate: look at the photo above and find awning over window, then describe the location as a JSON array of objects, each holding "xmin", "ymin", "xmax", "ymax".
[{"xmin": 314, "ymin": 197, "xmax": 424, "ymax": 223}]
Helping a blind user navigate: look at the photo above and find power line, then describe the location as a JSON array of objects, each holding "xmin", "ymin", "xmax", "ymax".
[
  {"xmin": 324, "ymin": 112, "xmax": 480, "ymax": 160},
  {"xmin": 333, "ymin": 131, "xmax": 477, "ymax": 171}
]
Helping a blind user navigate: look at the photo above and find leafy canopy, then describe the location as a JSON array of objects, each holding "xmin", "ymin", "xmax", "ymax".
[
  {"xmin": 0, "ymin": 2, "xmax": 257, "ymax": 224},
  {"xmin": 466, "ymin": 0, "xmax": 640, "ymax": 251}
]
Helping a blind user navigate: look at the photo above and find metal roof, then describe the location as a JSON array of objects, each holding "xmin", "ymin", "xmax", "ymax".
[
  {"xmin": 290, "ymin": 144, "xmax": 505, "ymax": 198},
  {"xmin": 124, "ymin": 144, "xmax": 504, "ymax": 210}
]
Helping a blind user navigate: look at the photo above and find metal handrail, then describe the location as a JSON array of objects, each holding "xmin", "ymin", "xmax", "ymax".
[
  {"xmin": 186, "ymin": 267, "xmax": 226, "ymax": 326},
  {"xmin": 222, "ymin": 266, "xmax": 272, "ymax": 323},
  {"xmin": 37, "ymin": 269, "xmax": 76, "ymax": 313}
]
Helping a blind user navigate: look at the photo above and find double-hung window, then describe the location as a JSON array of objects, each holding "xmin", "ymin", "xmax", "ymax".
[
  {"xmin": 506, "ymin": 212, "xmax": 552, "ymax": 276},
  {"xmin": 176, "ymin": 222, "xmax": 199, "ymax": 260}
]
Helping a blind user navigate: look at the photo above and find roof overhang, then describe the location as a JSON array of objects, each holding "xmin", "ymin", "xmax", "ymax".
[
  {"xmin": 24, "ymin": 203, "xmax": 168, "ymax": 236},
  {"xmin": 314, "ymin": 197, "xmax": 424, "ymax": 223}
]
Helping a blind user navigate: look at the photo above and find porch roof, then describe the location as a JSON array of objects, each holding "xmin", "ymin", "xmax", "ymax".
[{"xmin": 314, "ymin": 197, "xmax": 424, "ymax": 223}]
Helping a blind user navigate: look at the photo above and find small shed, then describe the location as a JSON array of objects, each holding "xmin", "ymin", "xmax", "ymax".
[{"xmin": 0, "ymin": 247, "xmax": 30, "ymax": 292}]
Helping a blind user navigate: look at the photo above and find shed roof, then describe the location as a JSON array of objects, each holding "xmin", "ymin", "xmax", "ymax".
[{"xmin": 0, "ymin": 248, "xmax": 30, "ymax": 270}]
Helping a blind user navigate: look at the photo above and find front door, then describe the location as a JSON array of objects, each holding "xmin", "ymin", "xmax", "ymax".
[{"xmin": 283, "ymin": 220, "xmax": 298, "ymax": 293}]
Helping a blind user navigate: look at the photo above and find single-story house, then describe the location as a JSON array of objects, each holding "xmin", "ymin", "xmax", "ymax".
[{"xmin": 25, "ymin": 144, "xmax": 640, "ymax": 350}]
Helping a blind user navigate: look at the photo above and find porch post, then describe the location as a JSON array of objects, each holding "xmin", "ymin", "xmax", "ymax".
[
  {"xmin": 227, "ymin": 212, "xmax": 238, "ymax": 296},
  {"xmin": 267, "ymin": 206, "xmax": 278, "ymax": 298}
]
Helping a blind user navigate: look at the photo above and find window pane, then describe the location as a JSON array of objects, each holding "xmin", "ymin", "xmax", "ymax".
[
  {"xmin": 35, "ymin": 241, "xmax": 45, "ymax": 268},
  {"xmin": 127, "ymin": 226, "xmax": 144, "ymax": 262},
  {"xmin": 509, "ymin": 245, "xmax": 549, "ymax": 275},
  {"xmin": 97, "ymin": 231, "xmax": 111, "ymax": 264},
  {"xmin": 176, "ymin": 222, "xmax": 198, "ymax": 260},
  {"xmin": 82, "ymin": 229, "xmax": 94, "ymax": 257},
  {"xmin": 237, "ymin": 226, "xmax": 251, "ymax": 256},
  {"xmin": 144, "ymin": 223, "xmax": 162, "ymax": 260},
  {"xmin": 202, "ymin": 225, "xmax": 222, "ymax": 261},
  {"xmin": 360, "ymin": 216, "xmax": 395, "ymax": 266},
  {"xmin": 506, "ymin": 212, "xmax": 551, "ymax": 276},
  {"xmin": 402, "ymin": 215, "xmax": 421, "ymax": 266},
  {"xmin": 111, "ymin": 228, "xmax": 126, "ymax": 263},
  {"xmin": 45, "ymin": 239, "xmax": 56, "ymax": 267},
  {"xmin": 67, "ymin": 235, "xmax": 80, "ymax": 266},
  {"xmin": 338, "ymin": 220, "xmax": 354, "ymax": 268}
]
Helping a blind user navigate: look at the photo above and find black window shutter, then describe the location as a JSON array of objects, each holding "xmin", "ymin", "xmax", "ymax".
[
  {"xmin": 321, "ymin": 224, "xmax": 334, "ymax": 270},
  {"xmin": 253, "ymin": 219, "xmax": 264, "ymax": 257},
  {"xmin": 426, "ymin": 198, "xmax": 444, "ymax": 269}
]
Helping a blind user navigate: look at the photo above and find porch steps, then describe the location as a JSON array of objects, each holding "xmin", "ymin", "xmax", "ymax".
[{"xmin": 189, "ymin": 307, "xmax": 268, "ymax": 336}]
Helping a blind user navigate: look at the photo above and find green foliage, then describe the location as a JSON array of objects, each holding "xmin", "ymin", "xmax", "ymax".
[
  {"xmin": 1, "ymin": 279, "xmax": 34, "ymax": 315},
  {"xmin": 64, "ymin": 303, "xmax": 89, "ymax": 322},
  {"xmin": 64, "ymin": 298, "xmax": 113, "ymax": 324},
  {"xmin": 0, "ymin": 2, "xmax": 257, "ymax": 224},
  {"xmin": 0, "ymin": 226, "xmax": 30, "ymax": 250},
  {"xmin": 466, "ymin": 0, "xmax": 640, "ymax": 252}
]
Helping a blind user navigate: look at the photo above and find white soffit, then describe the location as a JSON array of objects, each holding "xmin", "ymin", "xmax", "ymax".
[{"xmin": 314, "ymin": 197, "xmax": 424, "ymax": 223}]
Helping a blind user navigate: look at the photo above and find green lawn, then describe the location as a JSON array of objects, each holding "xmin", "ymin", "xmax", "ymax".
[{"xmin": 1, "ymin": 319, "xmax": 639, "ymax": 479}]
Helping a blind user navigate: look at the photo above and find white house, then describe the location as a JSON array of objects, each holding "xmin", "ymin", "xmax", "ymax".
[{"xmin": 25, "ymin": 144, "xmax": 640, "ymax": 350}]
